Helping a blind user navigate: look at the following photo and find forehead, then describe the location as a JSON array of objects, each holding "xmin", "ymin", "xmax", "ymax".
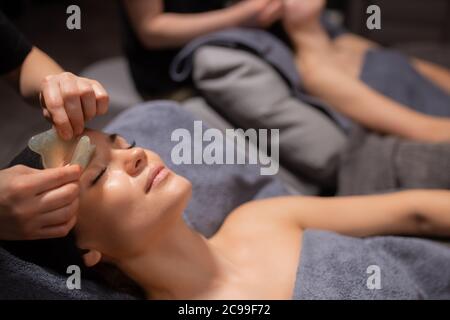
[{"xmin": 84, "ymin": 129, "xmax": 112, "ymax": 147}]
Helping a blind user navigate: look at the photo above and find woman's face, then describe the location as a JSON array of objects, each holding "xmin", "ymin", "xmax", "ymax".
[{"xmin": 70, "ymin": 130, "xmax": 192, "ymax": 260}]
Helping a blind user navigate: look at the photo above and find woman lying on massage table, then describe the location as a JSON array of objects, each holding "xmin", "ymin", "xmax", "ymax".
[
  {"xmin": 124, "ymin": 0, "xmax": 450, "ymax": 143},
  {"xmin": 283, "ymin": 0, "xmax": 450, "ymax": 143},
  {"xmin": 8, "ymin": 129, "xmax": 450, "ymax": 299}
]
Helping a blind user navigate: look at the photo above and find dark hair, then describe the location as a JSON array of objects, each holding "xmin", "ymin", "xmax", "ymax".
[{"xmin": 2, "ymin": 147, "xmax": 145, "ymax": 297}]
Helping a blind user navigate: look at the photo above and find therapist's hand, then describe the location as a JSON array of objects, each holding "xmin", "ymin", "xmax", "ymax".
[
  {"xmin": 0, "ymin": 165, "xmax": 81, "ymax": 240},
  {"xmin": 241, "ymin": 0, "xmax": 283, "ymax": 28},
  {"xmin": 40, "ymin": 72, "xmax": 109, "ymax": 141},
  {"xmin": 256, "ymin": 0, "xmax": 283, "ymax": 28}
]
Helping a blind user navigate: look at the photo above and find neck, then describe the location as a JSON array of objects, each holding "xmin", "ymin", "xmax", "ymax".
[
  {"xmin": 288, "ymin": 18, "xmax": 332, "ymax": 52},
  {"xmin": 116, "ymin": 216, "xmax": 236, "ymax": 299}
]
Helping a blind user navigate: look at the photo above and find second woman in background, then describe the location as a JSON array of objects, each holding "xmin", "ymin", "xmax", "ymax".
[{"xmin": 120, "ymin": 0, "xmax": 286, "ymax": 97}]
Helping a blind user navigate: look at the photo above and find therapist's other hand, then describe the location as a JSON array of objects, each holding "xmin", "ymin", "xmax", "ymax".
[
  {"xmin": 0, "ymin": 165, "xmax": 81, "ymax": 240},
  {"xmin": 40, "ymin": 72, "xmax": 109, "ymax": 141}
]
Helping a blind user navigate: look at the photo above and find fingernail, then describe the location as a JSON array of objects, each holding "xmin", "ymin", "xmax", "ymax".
[{"xmin": 67, "ymin": 164, "xmax": 81, "ymax": 173}]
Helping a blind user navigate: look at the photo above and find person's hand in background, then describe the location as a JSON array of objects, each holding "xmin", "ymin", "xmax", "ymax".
[
  {"xmin": 0, "ymin": 165, "xmax": 81, "ymax": 240},
  {"xmin": 40, "ymin": 72, "xmax": 109, "ymax": 141},
  {"xmin": 242, "ymin": 0, "xmax": 284, "ymax": 28},
  {"xmin": 123, "ymin": 0, "xmax": 284, "ymax": 49}
]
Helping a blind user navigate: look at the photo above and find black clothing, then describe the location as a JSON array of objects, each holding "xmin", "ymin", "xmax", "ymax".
[{"xmin": 0, "ymin": 10, "xmax": 32, "ymax": 75}]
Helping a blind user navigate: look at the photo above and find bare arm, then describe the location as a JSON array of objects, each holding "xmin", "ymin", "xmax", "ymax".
[
  {"xmin": 413, "ymin": 58, "xmax": 450, "ymax": 94},
  {"xmin": 3, "ymin": 47, "xmax": 64, "ymax": 104},
  {"xmin": 311, "ymin": 72, "xmax": 440, "ymax": 141},
  {"xmin": 122, "ymin": 0, "xmax": 282, "ymax": 49},
  {"xmin": 298, "ymin": 51, "xmax": 450, "ymax": 142},
  {"xmin": 241, "ymin": 190, "xmax": 450, "ymax": 238},
  {"xmin": 2, "ymin": 46, "xmax": 109, "ymax": 140}
]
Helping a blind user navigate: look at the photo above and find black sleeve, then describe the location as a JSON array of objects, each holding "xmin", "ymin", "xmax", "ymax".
[{"xmin": 0, "ymin": 10, "xmax": 32, "ymax": 75}]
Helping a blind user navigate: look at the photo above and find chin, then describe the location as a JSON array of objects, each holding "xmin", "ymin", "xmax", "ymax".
[
  {"xmin": 170, "ymin": 173, "xmax": 192, "ymax": 203},
  {"xmin": 155, "ymin": 171, "xmax": 192, "ymax": 216}
]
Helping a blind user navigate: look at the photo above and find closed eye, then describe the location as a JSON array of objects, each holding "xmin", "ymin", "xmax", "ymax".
[
  {"xmin": 89, "ymin": 138, "xmax": 135, "ymax": 186},
  {"xmin": 91, "ymin": 167, "xmax": 107, "ymax": 186}
]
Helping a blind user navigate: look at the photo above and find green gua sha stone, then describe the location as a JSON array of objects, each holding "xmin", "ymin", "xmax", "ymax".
[
  {"xmin": 28, "ymin": 128, "xmax": 96, "ymax": 170},
  {"xmin": 70, "ymin": 135, "xmax": 96, "ymax": 170},
  {"xmin": 28, "ymin": 128, "xmax": 73, "ymax": 169}
]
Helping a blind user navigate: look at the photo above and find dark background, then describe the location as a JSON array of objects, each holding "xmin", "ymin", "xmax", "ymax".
[
  {"xmin": 0, "ymin": 0, "xmax": 122, "ymax": 73},
  {"xmin": 1, "ymin": 0, "xmax": 449, "ymax": 167}
]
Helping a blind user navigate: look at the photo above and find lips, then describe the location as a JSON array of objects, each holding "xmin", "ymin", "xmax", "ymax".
[{"xmin": 145, "ymin": 165, "xmax": 165, "ymax": 193}]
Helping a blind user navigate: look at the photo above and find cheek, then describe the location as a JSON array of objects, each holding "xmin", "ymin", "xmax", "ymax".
[
  {"xmin": 89, "ymin": 171, "xmax": 140, "ymax": 214},
  {"xmin": 103, "ymin": 171, "xmax": 138, "ymax": 206},
  {"xmin": 76, "ymin": 171, "xmax": 192, "ymax": 256},
  {"xmin": 144, "ymin": 173, "xmax": 192, "ymax": 217},
  {"xmin": 77, "ymin": 172, "xmax": 144, "ymax": 247}
]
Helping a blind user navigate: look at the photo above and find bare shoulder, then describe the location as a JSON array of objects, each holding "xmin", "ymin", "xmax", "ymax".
[
  {"xmin": 210, "ymin": 198, "xmax": 304, "ymax": 300},
  {"xmin": 213, "ymin": 197, "xmax": 302, "ymax": 241}
]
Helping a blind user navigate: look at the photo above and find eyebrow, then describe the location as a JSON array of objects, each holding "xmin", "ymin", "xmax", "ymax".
[{"xmin": 109, "ymin": 133, "xmax": 118, "ymax": 144}]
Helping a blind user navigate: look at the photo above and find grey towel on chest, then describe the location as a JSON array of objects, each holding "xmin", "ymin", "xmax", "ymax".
[
  {"xmin": 294, "ymin": 230, "xmax": 450, "ymax": 300},
  {"xmin": 361, "ymin": 49, "xmax": 450, "ymax": 118}
]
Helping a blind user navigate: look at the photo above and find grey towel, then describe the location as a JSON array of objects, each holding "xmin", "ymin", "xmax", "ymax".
[
  {"xmin": 361, "ymin": 49, "xmax": 450, "ymax": 118},
  {"xmin": 294, "ymin": 230, "xmax": 450, "ymax": 299},
  {"xmin": 338, "ymin": 126, "xmax": 450, "ymax": 196},
  {"xmin": 339, "ymin": 49, "xmax": 450, "ymax": 195},
  {"xmin": 171, "ymin": 27, "xmax": 352, "ymax": 130},
  {"xmin": 0, "ymin": 246, "xmax": 134, "ymax": 300}
]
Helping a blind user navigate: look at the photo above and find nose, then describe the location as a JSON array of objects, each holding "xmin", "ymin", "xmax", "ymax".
[{"xmin": 124, "ymin": 148, "xmax": 147, "ymax": 176}]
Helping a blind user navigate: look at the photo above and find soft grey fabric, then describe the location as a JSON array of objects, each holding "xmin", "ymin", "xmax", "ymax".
[
  {"xmin": 294, "ymin": 230, "xmax": 450, "ymax": 300},
  {"xmin": 0, "ymin": 246, "xmax": 134, "ymax": 300},
  {"xmin": 361, "ymin": 49, "xmax": 450, "ymax": 118},
  {"xmin": 171, "ymin": 27, "xmax": 352, "ymax": 130},
  {"xmin": 193, "ymin": 46, "xmax": 347, "ymax": 186},
  {"xmin": 338, "ymin": 127, "xmax": 398, "ymax": 195},
  {"xmin": 338, "ymin": 127, "xmax": 450, "ymax": 196},
  {"xmin": 181, "ymin": 97, "xmax": 320, "ymax": 195}
]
